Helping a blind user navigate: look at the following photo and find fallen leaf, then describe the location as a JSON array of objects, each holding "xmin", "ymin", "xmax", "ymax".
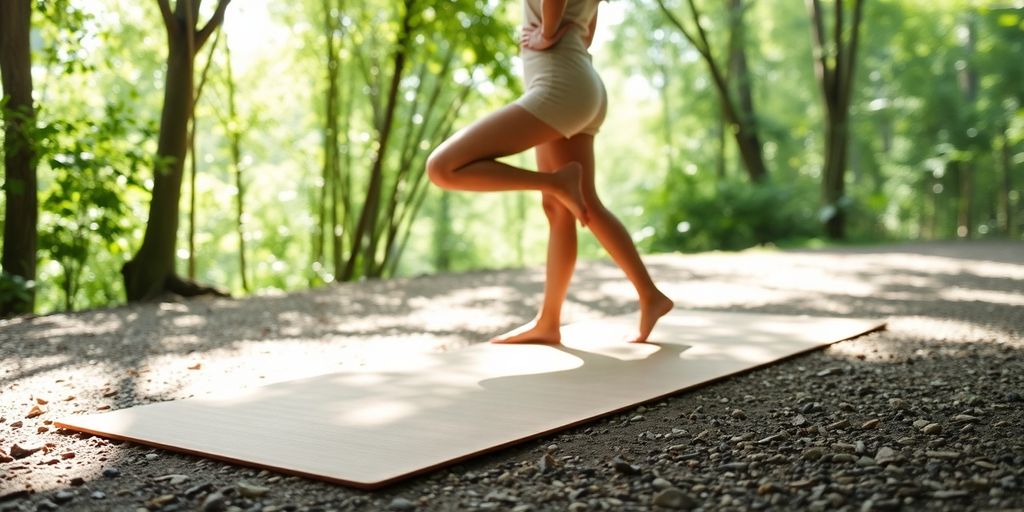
[{"xmin": 187, "ymin": 363, "xmax": 202, "ymax": 370}]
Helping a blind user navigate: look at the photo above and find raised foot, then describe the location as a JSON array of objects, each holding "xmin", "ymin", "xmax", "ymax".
[
  {"xmin": 552, "ymin": 162, "xmax": 588, "ymax": 227},
  {"xmin": 490, "ymin": 320, "xmax": 562, "ymax": 345},
  {"xmin": 631, "ymin": 292, "xmax": 674, "ymax": 343}
]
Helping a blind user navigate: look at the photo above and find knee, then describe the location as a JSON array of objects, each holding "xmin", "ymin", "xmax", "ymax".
[
  {"xmin": 426, "ymin": 150, "xmax": 455, "ymax": 189},
  {"xmin": 542, "ymin": 194, "xmax": 574, "ymax": 223}
]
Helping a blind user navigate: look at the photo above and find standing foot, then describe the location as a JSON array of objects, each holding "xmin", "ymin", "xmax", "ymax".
[
  {"xmin": 631, "ymin": 292, "xmax": 674, "ymax": 343},
  {"xmin": 491, "ymin": 319, "xmax": 562, "ymax": 345},
  {"xmin": 552, "ymin": 162, "xmax": 588, "ymax": 226}
]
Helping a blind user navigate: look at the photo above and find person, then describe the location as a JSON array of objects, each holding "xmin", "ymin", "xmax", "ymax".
[{"xmin": 426, "ymin": 0, "xmax": 673, "ymax": 344}]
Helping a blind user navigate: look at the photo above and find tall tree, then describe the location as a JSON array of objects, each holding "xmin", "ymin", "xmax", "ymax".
[
  {"xmin": 0, "ymin": 0, "xmax": 38, "ymax": 316},
  {"xmin": 805, "ymin": 0, "xmax": 866, "ymax": 240},
  {"xmin": 656, "ymin": 0, "xmax": 768, "ymax": 183},
  {"xmin": 121, "ymin": 0, "xmax": 230, "ymax": 301}
]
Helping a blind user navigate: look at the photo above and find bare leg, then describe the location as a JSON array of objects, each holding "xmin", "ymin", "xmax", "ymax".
[
  {"xmin": 492, "ymin": 143, "xmax": 578, "ymax": 344},
  {"xmin": 562, "ymin": 135, "xmax": 673, "ymax": 343},
  {"xmin": 427, "ymin": 104, "xmax": 588, "ymax": 225}
]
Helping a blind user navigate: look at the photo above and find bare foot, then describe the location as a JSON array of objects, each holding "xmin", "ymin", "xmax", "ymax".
[
  {"xmin": 631, "ymin": 292, "xmax": 674, "ymax": 343},
  {"xmin": 491, "ymin": 319, "xmax": 562, "ymax": 344},
  {"xmin": 552, "ymin": 162, "xmax": 588, "ymax": 226}
]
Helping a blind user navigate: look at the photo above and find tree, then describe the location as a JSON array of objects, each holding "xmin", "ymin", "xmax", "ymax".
[
  {"xmin": 121, "ymin": 0, "xmax": 231, "ymax": 301},
  {"xmin": 805, "ymin": 0, "xmax": 866, "ymax": 240},
  {"xmin": 0, "ymin": 0, "xmax": 38, "ymax": 316},
  {"xmin": 655, "ymin": 0, "xmax": 769, "ymax": 183}
]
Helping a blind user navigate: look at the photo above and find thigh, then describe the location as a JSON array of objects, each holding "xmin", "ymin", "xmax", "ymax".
[{"xmin": 432, "ymin": 103, "xmax": 564, "ymax": 171}]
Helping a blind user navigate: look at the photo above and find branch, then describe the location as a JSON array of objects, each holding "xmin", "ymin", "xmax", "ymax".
[
  {"xmin": 654, "ymin": 0, "xmax": 707, "ymax": 60},
  {"xmin": 157, "ymin": 0, "xmax": 174, "ymax": 28},
  {"xmin": 832, "ymin": 0, "xmax": 844, "ymax": 101},
  {"xmin": 805, "ymin": 0, "xmax": 833, "ymax": 97},
  {"xmin": 196, "ymin": 0, "xmax": 230, "ymax": 50},
  {"xmin": 838, "ymin": 0, "xmax": 865, "ymax": 112}
]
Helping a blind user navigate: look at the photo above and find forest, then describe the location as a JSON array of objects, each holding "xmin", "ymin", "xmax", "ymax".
[{"xmin": 1, "ymin": 0, "xmax": 1021, "ymax": 317}]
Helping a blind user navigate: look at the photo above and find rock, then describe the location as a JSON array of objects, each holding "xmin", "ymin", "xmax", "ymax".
[
  {"xmin": 388, "ymin": 497, "xmax": 416, "ymax": 511},
  {"xmin": 912, "ymin": 419, "xmax": 930, "ymax": 429},
  {"xmin": 856, "ymin": 456, "xmax": 876, "ymax": 466},
  {"xmin": 731, "ymin": 409, "xmax": 746, "ymax": 419},
  {"xmin": 1005, "ymin": 391, "xmax": 1022, "ymax": 402},
  {"xmin": 201, "ymin": 491, "xmax": 226, "ymax": 512},
  {"xmin": 612, "ymin": 456, "xmax": 640, "ymax": 475},
  {"xmin": 652, "ymin": 487, "xmax": 696, "ymax": 509},
  {"xmin": 101, "ymin": 467, "xmax": 121, "ymax": 478},
  {"xmin": 861, "ymin": 419, "xmax": 880, "ymax": 429},
  {"xmin": 922, "ymin": 423, "xmax": 942, "ymax": 435},
  {"xmin": 789, "ymin": 479, "xmax": 815, "ymax": 490},
  {"xmin": 932, "ymin": 490, "xmax": 969, "ymax": 499},
  {"xmin": 185, "ymin": 483, "xmax": 213, "ymax": 498},
  {"xmin": 952, "ymin": 414, "xmax": 979, "ymax": 423},
  {"xmin": 546, "ymin": 444, "xmax": 558, "ymax": 452},
  {"xmin": 90, "ymin": 491, "xmax": 105, "ymax": 500},
  {"xmin": 26, "ymin": 404, "xmax": 45, "ymax": 419},
  {"xmin": 630, "ymin": 415, "xmax": 644, "ymax": 422},
  {"xmin": 925, "ymin": 450, "xmax": 960, "ymax": 460},
  {"xmin": 802, "ymin": 447, "xmax": 825, "ymax": 461},
  {"xmin": 146, "ymin": 495, "xmax": 177, "ymax": 508},
  {"xmin": 791, "ymin": 415, "xmax": 808, "ymax": 427},
  {"xmin": 155, "ymin": 474, "xmax": 189, "ymax": 485},
  {"xmin": 888, "ymin": 398, "xmax": 906, "ymax": 410},
  {"xmin": 144, "ymin": 453, "xmax": 158, "ymax": 460},
  {"xmin": 236, "ymin": 482, "xmax": 269, "ymax": 498},
  {"xmin": 875, "ymin": 447, "xmax": 898, "ymax": 465},
  {"xmin": 826, "ymin": 419, "xmax": 849, "ymax": 430},
  {"xmin": 36, "ymin": 500, "xmax": 58, "ymax": 511},
  {"xmin": 9, "ymin": 443, "xmax": 43, "ymax": 459},
  {"xmin": 652, "ymin": 478, "xmax": 673, "ymax": 490},
  {"xmin": 720, "ymin": 462, "xmax": 748, "ymax": 471},
  {"xmin": 538, "ymin": 453, "xmax": 556, "ymax": 474},
  {"xmin": 52, "ymin": 491, "xmax": 74, "ymax": 504}
]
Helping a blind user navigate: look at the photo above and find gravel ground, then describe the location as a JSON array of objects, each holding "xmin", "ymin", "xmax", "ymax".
[{"xmin": 1, "ymin": 240, "xmax": 1022, "ymax": 511}]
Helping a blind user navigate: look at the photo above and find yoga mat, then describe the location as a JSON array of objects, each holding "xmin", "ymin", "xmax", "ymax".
[{"xmin": 56, "ymin": 310, "xmax": 884, "ymax": 489}]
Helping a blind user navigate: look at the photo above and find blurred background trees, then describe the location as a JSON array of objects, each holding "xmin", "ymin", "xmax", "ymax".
[{"xmin": 1, "ymin": 0, "xmax": 1021, "ymax": 316}]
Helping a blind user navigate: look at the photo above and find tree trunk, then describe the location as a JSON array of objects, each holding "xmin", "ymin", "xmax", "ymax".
[
  {"xmin": 122, "ymin": 0, "xmax": 230, "ymax": 301},
  {"xmin": 1000, "ymin": 127, "xmax": 1014, "ymax": 237},
  {"xmin": 806, "ymin": 0, "xmax": 865, "ymax": 241},
  {"xmin": 341, "ymin": 0, "xmax": 413, "ymax": 280},
  {"xmin": 223, "ymin": 36, "xmax": 248, "ymax": 292},
  {"xmin": 0, "ymin": 0, "xmax": 38, "ymax": 316}
]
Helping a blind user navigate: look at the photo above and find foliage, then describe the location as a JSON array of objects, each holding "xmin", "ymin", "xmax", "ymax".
[{"xmin": 36, "ymin": 104, "xmax": 151, "ymax": 310}]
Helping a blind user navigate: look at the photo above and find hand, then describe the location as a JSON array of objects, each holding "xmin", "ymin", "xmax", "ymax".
[{"xmin": 520, "ymin": 22, "xmax": 572, "ymax": 51}]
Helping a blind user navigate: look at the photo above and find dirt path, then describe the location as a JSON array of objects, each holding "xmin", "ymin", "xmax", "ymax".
[{"xmin": 1, "ymin": 241, "xmax": 1022, "ymax": 511}]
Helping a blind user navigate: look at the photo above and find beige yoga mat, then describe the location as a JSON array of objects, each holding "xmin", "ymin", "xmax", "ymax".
[{"xmin": 56, "ymin": 310, "xmax": 884, "ymax": 489}]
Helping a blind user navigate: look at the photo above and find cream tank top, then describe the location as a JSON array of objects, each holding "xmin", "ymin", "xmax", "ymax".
[{"xmin": 522, "ymin": 0, "xmax": 599, "ymax": 52}]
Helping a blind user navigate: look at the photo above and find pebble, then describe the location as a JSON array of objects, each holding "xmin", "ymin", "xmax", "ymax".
[
  {"xmin": 90, "ymin": 491, "xmax": 105, "ymax": 500},
  {"xmin": 102, "ymin": 467, "xmax": 121, "ymax": 478},
  {"xmin": 145, "ymin": 453, "xmax": 159, "ymax": 460},
  {"xmin": 791, "ymin": 415, "xmax": 808, "ymax": 427},
  {"xmin": 861, "ymin": 419, "xmax": 880, "ymax": 429},
  {"xmin": 36, "ymin": 500, "xmax": 58, "ymax": 511},
  {"xmin": 888, "ymin": 398, "xmax": 906, "ymax": 409},
  {"xmin": 912, "ymin": 419, "xmax": 930, "ymax": 429},
  {"xmin": 652, "ymin": 477, "xmax": 673, "ymax": 490},
  {"xmin": 146, "ymin": 495, "xmax": 177, "ymax": 508},
  {"xmin": 237, "ymin": 482, "xmax": 269, "ymax": 498},
  {"xmin": 932, "ymin": 490, "xmax": 969, "ymax": 499},
  {"xmin": 612, "ymin": 456, "xmax": 640, "ymax": 475},
  {"xmin": 922, "ymin": 423, "xmax": 942, "ymax": 435},
  {"xmin": 546, "ymin": 444, "xmax": 558, "ymax": 452},
  {"xmin": 52, "ymin": 491, "xmax": 74, "ymax": 504},
  {"xmin": 388, "ymin": 497, "xmax": 416, "ymax": 511},
  {"xmin": 630, "ymin": 415, "xmax": 644, "ymax": 422},
  {"xmin": 875, "ymin": 447, "xmax": 898, "ymax": 465},
  {"xmin": 652, "ymin": 487, "xmax": 697, "ymax": 509},
  {"xmin": 802, "ymin": 447, "xmax": 825, "ymax": 461},
  {"xmin": 200, "ymin": 491, "xmax": 226, "ymax": 512},
  {"xmin": 925, "ymin": 450, "xmax": 960, "ymax": 460},
  {"xmin": 9, "ymin": 443, "xmax": 43, "ymax": 459},
  {"xmin": 538, "ymin": 453, "xmax": 556, "ymax": 474},
  {"xmin": 155, "ymin": 474, "xmax": 189, "ymax": 485}
]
